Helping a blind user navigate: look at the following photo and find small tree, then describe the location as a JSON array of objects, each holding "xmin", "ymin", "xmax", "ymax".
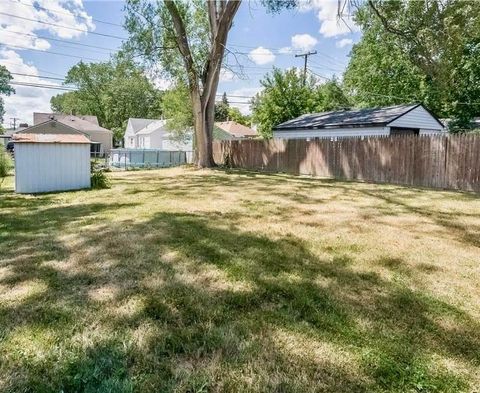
[
  {"xmin": 251, "ymin": 68, "xmax": 350, "ymax": 138},
  {"xmin": 215, "ymin": 92, "xmax": 230, "ymax": 122}
]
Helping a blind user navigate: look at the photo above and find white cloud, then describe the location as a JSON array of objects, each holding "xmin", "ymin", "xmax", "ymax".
[
  {"xmin": 219, "ymin": 68, "xmax": 236, "ymax": 82},
  {"xmin": 291, "ymin": 34, "xmax": 318, "ymax": 52},
  {"xmin": 0, "ymin": 0, "xmax": 95, "ymax": 50},
  {"xmin": 0, "ymin": 0, "xmax": 95, "ymax": 126},
  {"xmin": 248, "ymin": 47, "xmax": 275, "ymax": 66},
  {"xmin": 278, "ymin": 47, "xmax": 292, "ymax": 54},
  {"xmin": 297, "ymin": 0, "xmax": 359, "ymax": 38},
  {"xmin": 0, "ymin": 50, "xmax": 59, "ymax": 126},
  {"xmin": 336, "ymin": 38, "xmax": 353, "ymax": 48},
  {"xmin": 227, "ymin": 87, "xmax": 263, "ymax": 115}
]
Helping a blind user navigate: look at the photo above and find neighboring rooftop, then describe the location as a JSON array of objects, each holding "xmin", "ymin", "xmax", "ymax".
[
  {"xmin": 275, "ymin": 103, "xmax": 430, "ymax": 130},
  {"xmin": 32, "ymin": 113, "xmax": 111, "ymax": 133},
  {"xmin": 128, "ymin": 118, "xmax": 160, "ymax": 134},
  {"xmin": 34, "ymin": 112, "xmax": 99, "ymax": 126},
  {"xmin": 13, "ymin": 133, "xmax": 91, "ymax": 144},
  {"xmin": 136, "ymin": 120, "xmax": 167, "ymax": 135},
  {"xmin": 215, "ymin": 121, "xmax": 257, "ymax": 138}
]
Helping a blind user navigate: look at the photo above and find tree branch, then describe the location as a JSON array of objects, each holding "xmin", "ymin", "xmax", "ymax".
[
  {"xmin": 202, "ymin": 0, "xmax": 241, "ymax": 104},
  {"xmin": 164, "ymin": 1, "xmax": 198, "ymax": 90}
]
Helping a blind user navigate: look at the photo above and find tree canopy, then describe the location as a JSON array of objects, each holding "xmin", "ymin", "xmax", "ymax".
[
  {"xmin": 344, "ymin": 0, "xmax": 480, "ymax": 130},
  {"xmin": 50, "ymin": 57, "xmax": 163, "ymax": 143},
  {"xmin": 0, "ymin": 65, "xmax": 14, "ymax": 125},
  {"xmin": 124, "ymin": 0, "xmax": 298, "ymax": 166},
  {"xmin": 251, "ymin": 68, "xmax": 350, "ymax": 138}
]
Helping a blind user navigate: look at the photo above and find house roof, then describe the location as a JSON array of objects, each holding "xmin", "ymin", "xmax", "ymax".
[
  {"xmin": 215, "ymin": 121, "xmax": 257, "ymax": 138},
  {"xmin": 34, "ymin": 112, "xmax": 99, "ymax": 125},
  {"xmin": 274, "ymin": 103, "xmax": 439, "ymax": 130},
  {"xmin": 136, "ymin": 120, "xmax": 167, "ymax": 135},
  {"xmin": 33, "ymin": 113, "xmax": 111, "ymax": 133},
  {"xmin": 13, "ymin": 133, "xmax": 91, "ymax": 144},
  {"xmin": 128, "ymin": 118, "xmax": 160, "ymax": 134}
]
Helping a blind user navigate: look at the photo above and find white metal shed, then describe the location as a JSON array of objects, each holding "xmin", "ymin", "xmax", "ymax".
[{"xmin": 13, "ymin": 133, "xmax": 91, "ymax": 194}]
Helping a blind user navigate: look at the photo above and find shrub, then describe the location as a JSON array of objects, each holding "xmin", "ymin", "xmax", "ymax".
[
  {"xmin": 90, "ymin": 162, "xmax": 111, "ymax": 189},
  {"xmin": 0, "ymin": 150, "xmax": 12, "ymax": 181}
]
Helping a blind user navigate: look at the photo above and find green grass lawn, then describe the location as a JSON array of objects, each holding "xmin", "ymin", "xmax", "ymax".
[{"xmin": 1, "ymin": 167, "xmax": 479, "ymax": 392}]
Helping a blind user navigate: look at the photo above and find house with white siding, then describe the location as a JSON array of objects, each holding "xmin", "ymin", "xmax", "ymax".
[
  {"xmin": 124, "ymin": 118, "xmax": 192, "ymax": 151},
  {"xmin": 273, "ymin": 104, "xmax": 445, "ymax": 140}
]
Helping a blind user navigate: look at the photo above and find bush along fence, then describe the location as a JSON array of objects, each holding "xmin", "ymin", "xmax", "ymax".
[
  {"xmin": 109, "ymin": 149, "xmax": 194, "ymax": 169},
  {"xmin": 213, "ymin": 134, "xmax": 480, "ymax": 193}
]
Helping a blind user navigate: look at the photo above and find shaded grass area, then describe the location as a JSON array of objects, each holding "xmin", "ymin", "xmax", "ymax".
[{"xmin": 0, "ymin": 168, "xmax": 479, "ymax": 392}]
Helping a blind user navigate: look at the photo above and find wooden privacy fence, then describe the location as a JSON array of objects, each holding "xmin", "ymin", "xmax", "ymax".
[{"xmin": 213, "ymin": 135, "xmax": 480, "ymax": 192}]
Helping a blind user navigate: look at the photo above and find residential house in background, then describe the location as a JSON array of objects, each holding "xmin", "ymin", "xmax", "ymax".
[
  {"xmin": 273, "ymin": 103, "xmax": 445, "ymax": 140},
  {"xmin": 0, "ymin": 123, "xmax": 28, "ymax": 146},
  {"xmin": 214, "ymin": 121, "xmax": 258, "ymax": 140},
  {"xmin": 124, "ymin": 118, "xmax": 193, "ymax": 151},
  {"xmin": 24, "ymin": 113, "xmax": 113, "ymax": 154}
]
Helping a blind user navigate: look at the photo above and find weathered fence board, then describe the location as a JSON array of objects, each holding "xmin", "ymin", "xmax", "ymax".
[{"xmin": 213, "ymin": 135, "xmax": 480, "ymax": 193}]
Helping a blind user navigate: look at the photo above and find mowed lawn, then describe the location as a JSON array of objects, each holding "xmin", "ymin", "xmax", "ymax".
[{"xmin": 1, "ymin": 167, "xmax": 479, "ymax": 392}]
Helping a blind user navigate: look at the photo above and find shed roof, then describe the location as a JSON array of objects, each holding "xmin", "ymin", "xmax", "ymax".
[
  {"xmin": 215, "ymin": 121, "xmax": 257, "ymax": 138},
  {"xmin": 13, "ymin": 133, "xmax": 91, "ymax": 144},
  {"xmin": 274, "ymin": 103, "xmax": 435, "ymax": 130}
]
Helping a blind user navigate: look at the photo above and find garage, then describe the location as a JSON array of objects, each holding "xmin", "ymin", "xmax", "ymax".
[{"xmin": 13, "ymin": 133, "xmax": 91, "ymax": 194}]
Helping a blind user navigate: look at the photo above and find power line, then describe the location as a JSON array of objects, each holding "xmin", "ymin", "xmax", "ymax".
[
  {"xmin": 0, "ymin": 43, "xmax": 107, "ymax": 62},
  {"xmin": 10, "ymin": 72, "xmax": 69, "ymax": 82},
  {"xmin": 6, "ymin": 0, "xmax": 124, "ymax": 28},
  {"xmin": 0, "ymin": 12, "xmax": 127, "ymax": 40},
  {"xmin": 295, "ymin": 50, "xmax": 317, "ymax": 85},
  {"xmin": 1, "ymin": 30, "xmax": 118, "ymax": 52},
  {"xmin": 10, "ymin": 81, "xmax": 76, "ymax": 91}
]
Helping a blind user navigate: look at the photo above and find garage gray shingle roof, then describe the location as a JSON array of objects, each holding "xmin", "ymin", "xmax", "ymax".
[{"xmin": 274, "ymin": 103, "xmax": 422, "ymax": 130}]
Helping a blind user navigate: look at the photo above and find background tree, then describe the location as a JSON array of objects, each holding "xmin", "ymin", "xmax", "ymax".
[
  {"xmin": 0, "ymin": 65, "xmax": 14, "ymax": 126},
  {"xmin": 51, "ymin": 57, "xmax": 162, "ymax": 143},
  {"xmin": 344, "ymin": 0, "xmax": 480, "ymax": 130},
  {"xmin": 125, "ymin": 0, "xmax": 296, "ymax": 167},
  {"xmin": 162, "ymin": 83, "xmax": 193, "ymax": 133},
  {"xmin": 251, "ymin": 68, "xmax": 350, "ymax": 138},
  {"xmin": 227, "ymin": 107, "xmax": 251, "ymax": 126},
  {"xmin": 214, "ymin": 92, "xmax": 230, "ymax": 122}
]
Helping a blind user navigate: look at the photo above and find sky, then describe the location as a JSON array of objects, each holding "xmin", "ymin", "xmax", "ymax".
[{"xmin": 0, "ymin": 0, "xmax": 361, "ymax": 128}]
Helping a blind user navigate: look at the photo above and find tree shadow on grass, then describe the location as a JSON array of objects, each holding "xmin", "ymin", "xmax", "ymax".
[{"xmin": 2, "ymin": 208, "xmax": 478, "ymax": 392}]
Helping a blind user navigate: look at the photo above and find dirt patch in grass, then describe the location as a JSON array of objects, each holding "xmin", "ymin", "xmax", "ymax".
[{"xmin": 1, "ymin": 168, "xmax": 479, "ymax": 392}]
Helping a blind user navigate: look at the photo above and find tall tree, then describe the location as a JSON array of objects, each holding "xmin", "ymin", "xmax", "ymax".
[
  {"xmin": 0, "ymin": 65, "xmax": 14, "ymax": 125},
  {"xmin": 214, "ymin": 92, "xmax": 230, "ymax": 122},
  {"xmin": 125, "ymin": 0, "xmax": 296, "ymax": 167},
  {"xmin": 51, "ymin": 57, "xmax": 163, "ymax": 142},
  {"xmin": 251, "ymin": 68, "xmax": 350, "ymax": 138},
  {"xmin": 345, "ymin": 0, "xmax": 480, "ymax": 129}
]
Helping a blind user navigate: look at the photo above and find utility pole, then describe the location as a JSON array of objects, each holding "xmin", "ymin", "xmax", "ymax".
[
  {"xmin": 10, "ymin": 117, "xmax": 19, "ymax": 130},
  {"xmin": 295, "ymin": 51, "xmax": 317, "ymax": 85}
]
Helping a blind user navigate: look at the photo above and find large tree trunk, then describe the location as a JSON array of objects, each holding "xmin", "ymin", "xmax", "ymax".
[
  {"xmin": 165, "ymin": 0, "xmax": 241, "ymax": 168},
  {"xmin": 192, "ymin": 92, "xmax": 215, "ymax": 168}
]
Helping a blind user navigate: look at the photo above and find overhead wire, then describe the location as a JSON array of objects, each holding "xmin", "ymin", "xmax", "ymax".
[
  {"xmin": 6, "ymin": 0, "xmax": 124, "ymax": 28},
  {"xmin": 0, "ymin": 12, "xmax": 127, "ymax": 40}
]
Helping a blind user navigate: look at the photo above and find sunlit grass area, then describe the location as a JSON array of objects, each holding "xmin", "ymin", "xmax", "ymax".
[{"xmin": 1, "ymin": 167, "xmax": 479, "ymax": 392}]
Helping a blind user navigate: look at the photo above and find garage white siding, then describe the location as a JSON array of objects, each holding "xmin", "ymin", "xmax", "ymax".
[
  {"xmin": 15, "ymin": 143, "xmax": 90, "ymax": 193},
  {"xmin": 273, "ymin": 126, "xmax": 389, "ymax": 139},
  {"xmin": 388, "ymin": 106, "xmax": 443, "ymax": 130}
]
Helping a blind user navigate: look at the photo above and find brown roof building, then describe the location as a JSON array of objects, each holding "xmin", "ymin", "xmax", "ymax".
[
  {"xmin": 16, "ymin": 113, "xmax": 113, "ymax": 154},
  {"xmin": 214, "ymin": 121, "xmax": 257, "ymax": 140}
]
